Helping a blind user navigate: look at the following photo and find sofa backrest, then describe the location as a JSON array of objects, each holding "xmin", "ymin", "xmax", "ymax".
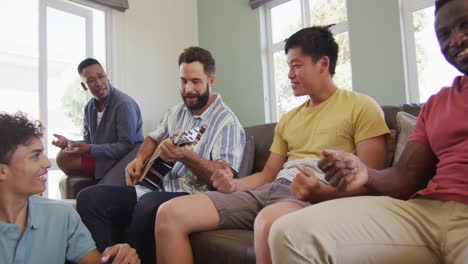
[{"xmin": 243, "ymin": 103, "xmax": 423, "ymax": 175}]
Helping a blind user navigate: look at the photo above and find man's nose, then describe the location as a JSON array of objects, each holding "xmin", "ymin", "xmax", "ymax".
[
  {"xmin": 185, "ymin": 82, "xmax": 195, "ymax": 93},
  {"xmin": 288, "ymin": 68, "xmax": 295, "ymax": 79}
]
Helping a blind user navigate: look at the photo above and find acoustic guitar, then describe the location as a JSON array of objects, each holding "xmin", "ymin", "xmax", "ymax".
[{"xmin": 136, "ymin": 125, "xmax": 207, "ymax": 191}]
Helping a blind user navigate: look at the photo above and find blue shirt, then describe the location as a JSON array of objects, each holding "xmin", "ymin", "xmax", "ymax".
[
  {"xmin": 0, "ymin": 196, "xmax": 96, "ymax": 264},
  {"xmin": 84, "ymin": 85, "xmax": 144, "ymax": 178}
]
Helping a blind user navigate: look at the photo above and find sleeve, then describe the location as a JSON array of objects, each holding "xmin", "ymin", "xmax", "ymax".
[
  {"xmin": 209, "ymin": 121, "xmax": 246, "ymax": 173},
  {"xmin": 89, "ymin": 101, "xmax": 142, "ymax": 160},
  {"xmin": 148, "ymin": 110, "xmax": 171, "ymax": 144},
  {"xmin": 83, "ymin": 106, "xmax": 91, "ymax": 143},
  {"xmin": 352, "ymin": 96, "xmax": 390, "ymax": 143},
  {"xmin": 65, "ymin": 206, "xmax": 96, "ymax": 263},
  {"xmin": 269, "ymin": 114, "xmax": 288, "ymax": 157},
  {"xmin": 409, "ymin": 103, "xmax": 430, "ymax": 145}
]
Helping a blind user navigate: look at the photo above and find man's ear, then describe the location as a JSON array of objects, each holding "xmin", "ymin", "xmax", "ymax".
[
  {"xmin": 81, "ymin": 82, "xmax": 87, "ymax": 91},
  {"xmin": 0, "ymin": 164, "xmax": 9, "ymax": 181},
  {"xmin": 319, "ymin": 56, "xmax": 330, "ymax": 74},
  {"xmin": 208, "ymin": 74, "xmax": 216, "ymax": 87}
]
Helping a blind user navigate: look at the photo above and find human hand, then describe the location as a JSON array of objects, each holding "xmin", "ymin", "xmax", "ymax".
[
  {"xmin": 318, "ymin": 149, "xmax": 368, "ymax": 192},
  {"xmin": 125, "ymin": 159, "xmax": 143, "ymax": 186},
  {"xmin": 63, "ymin": 142, "xmax": 91, "ymax": 155},
  {"xmin": 159, "ymin": 137, "xmax": 185, "ymax": 163},
  {"xmin": 101, "ymin": 243, "xmax": 140, "ymax": 264},
  {"xmin": 52, "ymin": 134, "xmax": 69, "ymax": 149},
  {"xmin": 291, "ymin": 164, "xmax": 321, "ymax": 201},
  {"xmin": 210, "ymin": 160, "xmax": 237, "ymax": 193}
]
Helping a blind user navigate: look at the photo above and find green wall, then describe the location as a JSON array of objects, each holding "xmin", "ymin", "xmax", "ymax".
[
  {"xmin": 197, "ymin": 0, "xmax": 265, "ymax": 126},
  {"xmin": 347, "ymin": 0, "xmax": 407, "ymax": 104},
  {"xmin": 197, "ymin": 0, "xmax": 409, "ymax": 126}
]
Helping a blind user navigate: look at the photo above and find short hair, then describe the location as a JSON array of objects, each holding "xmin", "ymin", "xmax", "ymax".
[
  {"xmin": 0, "ymin": 112, "xmax": 43, "ymax": 164},
  {"xmin": 178, "ymin": 47, "xmax": 216, "ymax": 75},
  {"xmin": 435, "ymin": 0, "xmax": 452, "ymax": 14},
  {"xmin": 77, "ymin": 58, "xmax": 102, "ymax": 76},
  {"xmin": 284, "ymin": 25, "xmax": 339, "ymax": 76}
]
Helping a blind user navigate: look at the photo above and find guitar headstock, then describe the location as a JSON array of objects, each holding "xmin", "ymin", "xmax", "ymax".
[{"xmin": 172, "ymin": 125, "xmax": 207, "ymax": 147}]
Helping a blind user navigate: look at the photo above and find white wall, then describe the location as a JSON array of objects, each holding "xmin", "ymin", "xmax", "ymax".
[{"xmin": 110, "ymin": 0, "xmax": 199, "ymax": 135}]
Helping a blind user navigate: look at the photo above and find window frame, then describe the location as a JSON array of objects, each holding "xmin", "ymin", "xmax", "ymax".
[
  {"xmin": 400, "ymin": 0, "xmax": 434, "ymax": 103},
  {"xmin": 259, "ymin": 0, "xmax": 349, "ymax": 122},
  {"xmin": 36, "ymin": 0, "xmax": 112, "ymax": 196}
]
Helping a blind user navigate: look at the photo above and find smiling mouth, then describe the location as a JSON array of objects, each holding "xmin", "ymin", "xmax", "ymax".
[{"xmin": 456, "ymin": 48, "xmax": 468, "ymax": 58}]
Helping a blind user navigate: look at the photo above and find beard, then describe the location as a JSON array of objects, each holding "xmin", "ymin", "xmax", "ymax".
[{"xmin": 181, "ymin": 84, "xmax": 210, "ymax": 111}]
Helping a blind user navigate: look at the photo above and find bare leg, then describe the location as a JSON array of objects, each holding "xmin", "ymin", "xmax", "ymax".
[
  {"xmin": 56, "ymin": 149, "xmax": 82, "ymax": 176},
  {"xmin": 156, "ymin": 193, "xmax": 220, "ymax": 264},
  {"xmin": 254, "ymin": 202, "xmax": 304, "ymax": 264}
]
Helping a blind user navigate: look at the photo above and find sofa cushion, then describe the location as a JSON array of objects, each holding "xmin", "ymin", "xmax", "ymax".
[
  {"xmin": 238, "ymin": 136, "xmax": 254, "ymax": 178},
  {"xmin": 393, "ymin": 112, "xmax": 418, "ymax": 165}
]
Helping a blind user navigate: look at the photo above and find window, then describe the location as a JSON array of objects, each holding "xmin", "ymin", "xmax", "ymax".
[
  {"xmin": 401, "ymin": 0, "xmax": 459, "ymax": 103},
  {"xmin": 0, "ymin": 0, "xmax": 110, "ymax": 198},
  {"xmin": 260, "ymin": 0, "xmax": 351, "ymax": 122}
]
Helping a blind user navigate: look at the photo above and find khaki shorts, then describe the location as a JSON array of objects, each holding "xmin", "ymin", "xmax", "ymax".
[{"xmin": 205, "ymin": 178, "xmax": 310, "ymax": 230}]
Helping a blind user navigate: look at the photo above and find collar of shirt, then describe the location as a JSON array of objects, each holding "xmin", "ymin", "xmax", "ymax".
[{"xmin": 191, "ymin": 93, "xmax": 222, "ymax": 121}]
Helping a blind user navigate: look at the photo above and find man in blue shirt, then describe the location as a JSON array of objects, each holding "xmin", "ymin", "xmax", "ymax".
[
  {"xmin": 0, "ymin": 112, "xmax": 140, "ymax": 264},
  {"xmin": 52, "ymin": 58, "xmax": 144, "ymax": 179}
]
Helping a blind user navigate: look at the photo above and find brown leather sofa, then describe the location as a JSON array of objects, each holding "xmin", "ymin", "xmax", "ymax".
[{"xmin": 60, "ymin": 103, "xmax": 421, "ymax": 263}]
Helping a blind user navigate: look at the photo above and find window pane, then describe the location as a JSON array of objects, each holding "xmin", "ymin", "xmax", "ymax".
[
  {"xmin": 46, "ymin": 7, "xmax": 88, "ymax": 161},
  {"xmin": 309, "ymin": 0, "xmax": 347, "ymax": 26},
  {"xmin": 273, "ymin": 51, "xmax": 307, "ymax": 119},
  {"xmin": 413, "ymin": 6, "xmax": 459, "ymax": 102},
  {"xmin": 334, "ymin": 32, "xmax": 352, "ymax": 90},
  {"xmin": 0, "ymin": 0, "xmax": 39, "ymax": 118},
  {"xmin": 271, "ymin": 0, "xmax": 302, "ymax": 44},
  {"xmin": 46, "ymin": 7, "xmax": 90, "ymax": 199}
]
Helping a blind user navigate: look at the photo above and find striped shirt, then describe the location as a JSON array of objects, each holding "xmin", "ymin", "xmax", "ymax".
[{"xmin": 149, "ymin": 94, "xmax": 245, "ymax": 193}]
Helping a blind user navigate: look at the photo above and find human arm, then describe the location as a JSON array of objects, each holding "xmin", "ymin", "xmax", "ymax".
[
  {"xmin": 319, "ymin": 141, "xmax": 437, "ymax": 199},
  {"xmin": 78, "ymin": 244, "xmax": 140, "ymax": 264},
  {"xmin": 125, "ymin": 136, "xmax": 158, "ymax": 185},
  {"xmin": 292, "ymin": 135, "xmax": 388, "ymax": 203},
  {"xmin": 159, "ymin": 121, "xmax": 246, "ymax": 189},
  {"xmin": 210, "ymin": 152, "xmax": 286, "ymax": 193}
]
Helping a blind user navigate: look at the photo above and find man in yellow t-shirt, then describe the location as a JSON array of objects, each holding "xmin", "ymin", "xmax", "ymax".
[{"xmin": 155, "ymin": 26, "xmax": 390, "ymax": 264}]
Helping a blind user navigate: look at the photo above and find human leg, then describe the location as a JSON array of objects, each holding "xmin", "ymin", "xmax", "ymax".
[
  {"xmin": 269, "ymin": 196, "xmax": 443, "ymax": 264},
  {"xmin": 76, "ymin": 185, "xmax": 137, "ymax": 252},
  {"xmin": 155, "ymin": 193, "xmax": 222, "ymax": 264},
  {"xmin": 56, "ymin": 149, "xmax": 82, "ymax": 175},
  {"xmin": 442, "ymin": 200, "xmax": 468, "ymax": 264},
  {"xmin": 125, "ymin": 191, "xmax": 188, "ymax": 264},
  {"xmin": 254, "ymin": 201, "xmax": 304, "ymax": 264},
  {"xmin": 156, "ymin": 187, "xmax": 267, "ymax": 264}
]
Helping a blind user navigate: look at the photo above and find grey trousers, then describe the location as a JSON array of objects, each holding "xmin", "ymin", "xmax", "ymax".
[{"xmin": 269, "ymin": 196, "xmax": 468, "ymax": 264}]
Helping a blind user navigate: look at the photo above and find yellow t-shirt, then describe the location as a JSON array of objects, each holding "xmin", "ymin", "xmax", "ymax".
[{"xmin": 270, "ymin": 89, "xmax": 390, "ymax": 162}]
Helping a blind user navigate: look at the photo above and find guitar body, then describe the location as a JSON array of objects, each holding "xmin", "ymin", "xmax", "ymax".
[
  {"xmin": 140, "ymin": 157, "xmax": 173, "ymax": 191},
  {"xmin": 137, "ymin": 125, "xmax": 206, "ymax": 191}
]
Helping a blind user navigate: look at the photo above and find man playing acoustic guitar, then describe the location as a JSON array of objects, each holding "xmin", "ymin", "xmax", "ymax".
[{"xmin": 76, "ymin": 47, "xmax": 245, "ymax": 264}]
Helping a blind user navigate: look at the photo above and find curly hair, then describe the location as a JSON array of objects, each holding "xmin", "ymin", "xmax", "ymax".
[
  {"xmin": 0, "ymin": 112, "xmax": 44, "ymax": 164},
  {"xmin": 178, "ymin": 47, "xmax": 216, "ymax": 75},
  {"xmin": 284, "ymin": 25, "xmax": 339, "ymax": 76}
]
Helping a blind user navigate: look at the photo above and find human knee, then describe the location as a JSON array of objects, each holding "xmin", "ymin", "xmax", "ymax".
[
  {"xmin": 76, "ymin": 185, "xmax": 108, "ymax": 212},
  {"xmin": 55, "ymin": 150, "xmax": 68, "ymax": 170},
  {"xmin": 254, "ymin": 209, "xmax": 276, "ymax": 235},
  {"xmin": 268, "ymin": 216, "xmax": 290, "ymax": 251},
  {"xmin": 156, "ymin": 200, "xmax": 185, "ymax": 233}
]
